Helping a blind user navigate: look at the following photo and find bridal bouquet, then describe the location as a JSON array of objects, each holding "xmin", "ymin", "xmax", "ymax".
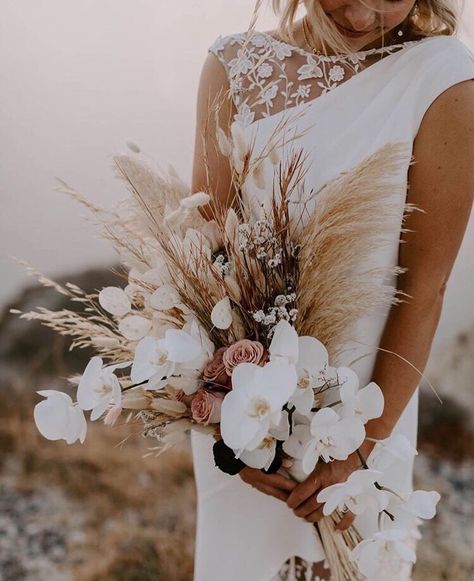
[{"xmin": 13, "ymin": 112, "xmax": 439, "ymax": 580}]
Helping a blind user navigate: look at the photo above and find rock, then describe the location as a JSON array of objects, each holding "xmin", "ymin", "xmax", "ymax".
[{"xmin": 0, "ymin": 265, "xmax": 121, "ymax": 380}]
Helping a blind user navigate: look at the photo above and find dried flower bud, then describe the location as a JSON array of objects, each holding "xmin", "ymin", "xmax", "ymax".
[
  {"xmin": 224, "ymin": 274, "xmax": 242, "ymax": 301},
  {"xmin": 180, "ymin": 192, "xmax": 210, "ymax": 209},
  {"xmin": 216, "ymin": 127, "xmax": 232, "ymax": 157},
  {"xmin": 122, "ymin": 390, "xmax": 150, "ymax": 410},
  {"xmin": 230, "ymin": 122, "xmax": 247, "ymax": 174},
  {"xmin": 231, "ymin": 310, "xmax": 247, "ymax": 340},
  {"xmin": 231, "ymin": 121, "xmax": 247, "ymax": 158},
  {"xmin": 91, "ymin": 336, "xmax": 121, "ymax": 349},
  {"xmin": 150, "ymin": 398, "xmax": 187, "ymax": 417},
  {"xmin": 225, "ymin": 209, "xmax": 240, "ymax": 246}
]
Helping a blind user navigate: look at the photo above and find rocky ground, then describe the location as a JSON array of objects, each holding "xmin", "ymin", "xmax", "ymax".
[{"xmin": 0, "ymin": 269, "xmax": 473, "ymax": 580}]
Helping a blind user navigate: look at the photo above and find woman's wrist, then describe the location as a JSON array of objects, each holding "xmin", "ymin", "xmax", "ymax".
[
  {"xmin": 356, "ymin": 417, "xmax": 396, "ymax": 466},
  {"xmin": 357, "ymin": 438, "xmax": 377, "ymax": 466}
]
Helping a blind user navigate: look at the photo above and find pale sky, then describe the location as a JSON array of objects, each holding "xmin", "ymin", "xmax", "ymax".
[{"xmin": 1, "ymin": 0, "xmax": 473, "ymax": 351}]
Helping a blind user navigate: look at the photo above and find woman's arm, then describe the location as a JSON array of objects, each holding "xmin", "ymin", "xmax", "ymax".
[
  {"xmin": 191, "ymin": 52, "xmax": 237, "ymax": 220},
  {"xmin": 365, "ymin": 78, "xmax": 474, "ymax": 443},
  {"xmin": 191, "ymin": 51, "xmax": 298, "ymax": 501},
  {"xmin": 286, "ymin": 78, "xmax": 474, "ymax": 528}
]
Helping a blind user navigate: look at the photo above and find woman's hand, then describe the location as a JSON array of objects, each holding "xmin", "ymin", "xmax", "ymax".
[
  {"xmin": 239, "ymin": 466, "xmax": 298, "ymax": 503},
  {"xmin": 286, "ymin": 444, "xmax": 374, "ymax": 530}
]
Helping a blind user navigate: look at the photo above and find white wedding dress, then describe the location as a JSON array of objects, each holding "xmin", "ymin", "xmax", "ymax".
[{"xmin": 190, "ymin": 29, "xmax": 474, "ymax": 581}]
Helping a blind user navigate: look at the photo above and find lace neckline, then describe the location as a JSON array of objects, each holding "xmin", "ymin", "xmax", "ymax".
[
  {"xmin": 208, "ymin": 32, "xmax": 441, "ymax": 129},
  {"xmin": 259, "ymin": 30, "xmax": 423, "ymax": 61}
]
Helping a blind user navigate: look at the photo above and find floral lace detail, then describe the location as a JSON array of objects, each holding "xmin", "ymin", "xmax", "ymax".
[{"xmin": 208, "ymin": 30, "xmax": 420, "ymax": 126}]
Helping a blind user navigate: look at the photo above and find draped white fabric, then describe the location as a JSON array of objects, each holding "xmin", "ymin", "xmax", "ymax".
[{"xmin": 191, "ymin": 31, "xmax": 474, "ymax": 581}]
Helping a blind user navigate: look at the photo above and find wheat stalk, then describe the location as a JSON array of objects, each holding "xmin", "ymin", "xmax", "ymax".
[{"xmin": 295, "ymin": 140, "xmax": 421, "ymax": 363}]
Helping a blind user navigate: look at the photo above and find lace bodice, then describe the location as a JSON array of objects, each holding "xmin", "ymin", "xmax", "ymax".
[{"xmin": 209, "ymin": 30, "xmax": 422, "ymax": 126}]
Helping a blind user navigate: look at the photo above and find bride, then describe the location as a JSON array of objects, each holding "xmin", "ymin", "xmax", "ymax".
[{"xmin": 190, "ymin": 1, "xmax": 474, "ymax": 579}]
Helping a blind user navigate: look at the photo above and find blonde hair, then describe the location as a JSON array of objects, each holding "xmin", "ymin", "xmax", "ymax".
[{"xmin": 272, "ymin": 0, "xmax": 464, "ymax": 55}]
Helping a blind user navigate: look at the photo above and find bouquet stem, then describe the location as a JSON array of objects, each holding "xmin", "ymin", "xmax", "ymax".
[
  {"xmin": 283, "ymin": 467, "xmax": 363, "ymax": 581},
  {"xmin": 316, "ymin": 514, "xmax": 363, "ymax": 581}
]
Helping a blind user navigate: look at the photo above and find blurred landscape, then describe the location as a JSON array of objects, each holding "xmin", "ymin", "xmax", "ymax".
[{"xmin": 0, "ymin": 266, "xmax": 473, "ymax": 581}]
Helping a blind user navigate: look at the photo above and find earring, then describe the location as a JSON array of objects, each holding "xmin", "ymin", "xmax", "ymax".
[{"xmin": 396, "ymin": 1, "xmax": 417, "ymax": 38}]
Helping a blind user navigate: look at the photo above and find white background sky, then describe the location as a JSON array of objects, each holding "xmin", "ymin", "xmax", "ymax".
[{"xmin": 1, "ymin": 0, "xmax": 473, "ymax": 352}]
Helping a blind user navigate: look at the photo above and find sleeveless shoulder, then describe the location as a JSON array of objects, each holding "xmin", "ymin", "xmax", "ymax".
[
  {"xmin": 410, "ymin": 35, "xmax": 474, "ymax": 137},
  {"xmin": 208, "ymin": 31, "xmax": 276, "ymax": 125}
]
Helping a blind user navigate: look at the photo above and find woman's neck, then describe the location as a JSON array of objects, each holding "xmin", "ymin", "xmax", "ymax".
[{"xmin": 286, "ymin": 16, "xmax": 422, "ymax": 55}]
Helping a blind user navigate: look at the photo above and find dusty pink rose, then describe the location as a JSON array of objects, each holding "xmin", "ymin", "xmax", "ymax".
[
  {"xmin": 173, "ymin": 389, "xmax": 194, "ymax": 407},
  {"xmin": 222, "ymin": 339, "xmax": 268, "ymax": 375},
  {"xmin": 191, "ymin": 388, "xmax": 225, "ymax": 425},
  {"xmin": 202, "ymin": 347, "xmax": 231, "ymax": 389}
]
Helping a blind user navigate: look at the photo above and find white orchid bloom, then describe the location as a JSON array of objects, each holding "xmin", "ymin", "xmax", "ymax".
[
  {"xmin": 291, "ymin": 336, "xmax": 329, "ymax": 415},
  {"xmin": 351, "ymin": 528, "xmax": 416, "ymax": 580},
  {"xmin": 268, "ymin": 321, "xmax": 331, "ymax": 415},
  {"xmin": 220, "ymin": 359, "xmax": 297, "ymax": 453},
  {"xmin": 183, "ymin": 317, "xmax": 216, "ymax": 362},
  {"xmin": 269, "ymin": 410, "xmax": 290, "ymax": 441},
  {"xmin": 298, "ymin": 408, "xmax": 366, "ymax": 474},
  {"xmin": 182, "ymin": 318, "xmax": 215, "ymax": 371},
  {"xmin": 237, "ymin": 412, "xmax": 289, "ymax": 469},
  {"xmin": 77, "ymin": 357, "xmax": 128, "ymax": 421},
  {"xmin": 386, "ymin": 490, "xmax": 441, "ymax": 529},
  {"xmin": 99, "ymin": 286, "xmax": 131, "ymax": 317},
  {"xmin": 367, "ymin": 433, "xmax": 418, "ymax": 473},
  {"xmin": 268, "ymin": 319, "xmax": 299, "ymax": 364},
  {"xmin": 287, "ymin": 458, "xmax": 309, "ymax": 484},
  {"xmin": 402, "ymin": 490, "xmax": 440, "ymax": 519},
  {"xmin": 238, "ymin": 436, "xmax": 277, "ymax": 470},
  {"xmin": 337, "ymin": 367, "xmax": 384, "ymax": 423},
  {"xmin": 282, "ymin": 423, "xmax": 312, "ymax": 461},
  {"xmin": 34, "ymin": 390, "xmax": 87, "ymax": 444},
  {"xmin": 131, "ymin": 329, "xmax": 203, "ymax": 387},
  {"xmin": 317, "ymin": 469, "xmax": 390, "ymax": 516}
]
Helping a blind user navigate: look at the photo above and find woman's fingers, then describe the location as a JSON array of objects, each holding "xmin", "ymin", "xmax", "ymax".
[
  {"xmin": 239, "ymin": 467, "xmax": 296, "ymax": 496},
  {"xmin": 335, "ymin": 510, "xmax": 356, "ymax": 531},
  {"xmin": 262, "ymin": 472, "xmax": 298, "ymax": 492},
  {"xmin": 239, "ymin": 467, "xmax": 294, "ymax": 502},
  {"xmin": 258, "ymin": 484, "xmax": 291, "ymax": 503},
  {"xmin": 239, "ymin": 466, "xmax": 259, "ymax": 485},
  {"xmin": 293, "ymin": 494, "xmax": 322, "ymax": 519},
  {"xmin": 303, "ymin": 505, "xmax": 325, "ymax": 523},
  {"xmin": 286, "ymin": 472, "xmax": 319, "ymax": 510}
]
